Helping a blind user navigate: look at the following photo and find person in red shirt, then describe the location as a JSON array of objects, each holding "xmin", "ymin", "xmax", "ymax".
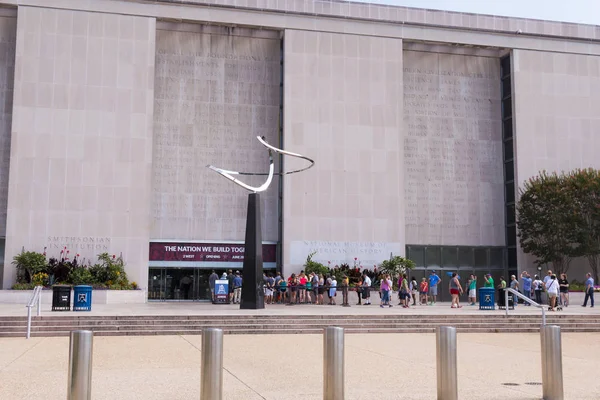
[
  {"xmin": 419, "ymin": 278, "xmax": 429, "ymax": 305},
  {"xmin": 299, "ymin": 273, "xmax": 308, "ymax": 303}
]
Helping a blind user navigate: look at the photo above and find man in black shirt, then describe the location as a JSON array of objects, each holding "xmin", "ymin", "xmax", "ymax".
[
  {"xmin": 209, "ymin": 270, "xmax": 219, "ymax": 302},
  {"xmin": 227, "ymin": 269, "xmax": 234, "ymax": 303}
]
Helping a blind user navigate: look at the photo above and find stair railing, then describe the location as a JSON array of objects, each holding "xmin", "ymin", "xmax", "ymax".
[
  {"xmin": 26, "ymin": 286, "xmax": 43, "ymax": 339},
  {"xmin": 504, "ymin": 287, "xmax": 546, "ymax": 326}
]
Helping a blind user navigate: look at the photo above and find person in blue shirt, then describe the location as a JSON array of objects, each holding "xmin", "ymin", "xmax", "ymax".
[
  {"xmin": 520, "ymin": 271, "xmax": 532, "ymax": 306},
  {"xmin": 232, "ymin": 272, "xmax": 243, "ymax": 304},
  {"xmin": 582, "ymin": 273, "xmax": 595, "ymax": 308},
  {"xmin": 428, "ymin": 270, "xmax": 440, "ymax": 305}
]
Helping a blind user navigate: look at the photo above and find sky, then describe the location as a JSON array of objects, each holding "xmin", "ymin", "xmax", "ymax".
[{"xmin": 357, "ymin": 0, "xmax": 600, "ymax": 25}]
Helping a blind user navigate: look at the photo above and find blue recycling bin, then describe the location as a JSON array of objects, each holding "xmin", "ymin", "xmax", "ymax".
[
  {"xmin": 73, "ymin": 285, "xmax": 93, "ymax": 311},
  {"xmin": 479, "ymin": 287, "xmax": 495, "ymax": 310}
]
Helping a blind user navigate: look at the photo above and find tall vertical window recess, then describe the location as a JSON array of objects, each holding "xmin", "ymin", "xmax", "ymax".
[{"xmin": 501, "ymin": 55, "xmax": 517, "ymax": 277}]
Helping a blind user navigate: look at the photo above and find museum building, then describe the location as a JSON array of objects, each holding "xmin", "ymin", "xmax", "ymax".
[{"xmin": 0, "ymin": 0, "xmax": 599, "ymax": 301}]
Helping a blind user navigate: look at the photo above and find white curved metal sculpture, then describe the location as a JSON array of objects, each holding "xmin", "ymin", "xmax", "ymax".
[{"xmin": 207, "ymin": 136, "xmax": 314, "ymax": 193}]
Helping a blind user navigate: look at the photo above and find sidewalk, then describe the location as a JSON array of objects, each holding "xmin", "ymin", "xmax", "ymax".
[
  {"xmin": 0, "ymin": 292, "xmax": 594, "ymax": 317},
  {"xmin": 1, "ymin": 332, "xmax": 599, "ymax": 400}
]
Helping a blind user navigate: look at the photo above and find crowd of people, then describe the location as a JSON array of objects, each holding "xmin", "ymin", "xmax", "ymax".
[{"xmin": 207, "ymin": 268, "xmax": 596, "ymax": 310}]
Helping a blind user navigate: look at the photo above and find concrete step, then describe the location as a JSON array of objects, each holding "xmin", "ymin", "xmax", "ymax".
[{"xmin": 4, "ymin": 326, "xmax": 600, "ymax": 338}]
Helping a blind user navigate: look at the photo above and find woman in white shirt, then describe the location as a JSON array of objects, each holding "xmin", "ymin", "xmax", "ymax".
[{"xmin": 545, "ymin": 274, "xmax": 560, "ymax": 311}]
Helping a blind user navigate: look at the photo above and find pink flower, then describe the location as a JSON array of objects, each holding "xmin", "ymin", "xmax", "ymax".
[
  {"xmin": 76, "ymin": 254, "xmax": 80, "ymax": 257},
  {"xmin": 67, "ymin": 250, "xmax": 70, "ymax": 254},
  {"xmin": 354, "ymin": 257, "xmax": 357, "ymax": 261},
  {"xmin": 60, "ymin": 250, "xmax": 64, "ymax": 254},
  {"xmin": 112, "ymin": 255, "xmax": 116, "ymax": 259}
]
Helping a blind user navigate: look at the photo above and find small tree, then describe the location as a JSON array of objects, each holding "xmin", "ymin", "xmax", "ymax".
[
  {"xmin": 566, "ymin": 168, "xmax": 600, "ymax": 283},
  {"xmin": 12, "ymin": 251, "xmax": 47, "ymax": 283},
  {"xmin": 517, "ymin": 171, "xmax": 579, "ymax": 275},
  {"xmin": 379, "ymin": 255, "xmax": 415, "ymax": 282},
  {"xmin": 303, "ymin": 252, "xmax": 329, "ymax": 277}
]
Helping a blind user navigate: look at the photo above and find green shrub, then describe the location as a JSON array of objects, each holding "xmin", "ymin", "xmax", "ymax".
[
  {"xmin": 304, "ymin": 252, "xmax": 329, "ymax": 276},
  {"xmin": 13, "ymin": 251, "xmax": 47, "ymax": 283},
  {"xmin": 11, "ymin": 282, "xmax": 35, "ymax": 290},
  {"xmin": 67, "ymin": 267, "xmax": 94, "ymax": 285}
]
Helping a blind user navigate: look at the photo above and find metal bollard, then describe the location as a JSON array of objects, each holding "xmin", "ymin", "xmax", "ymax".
[
  {"xmin": 68, "ymin": 330, "xmax": 93, "ymax": 400},
  {"xmin": 436, "ymin": 326, "xmax": 458, "ymax": 400},
  {"xmin": 541, "ymin": 325, "xmax": 564, "ymax": 400},
  {"xmin": 323, "ymin": 327, "xmax": 344, "ymax": 400},
  {"xmin": 201, "ymin": 328, "xmax": 223, "ymax": 400}
]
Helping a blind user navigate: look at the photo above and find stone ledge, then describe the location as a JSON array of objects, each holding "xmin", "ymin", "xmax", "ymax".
[{"xmin": 0, "ymin": 289, "xmax": 147, "ymax": 305}]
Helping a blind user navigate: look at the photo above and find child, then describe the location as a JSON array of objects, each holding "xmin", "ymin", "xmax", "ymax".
[{"xmin": 420, "ymin": 277, "xmax": 429, "ymax": 305}]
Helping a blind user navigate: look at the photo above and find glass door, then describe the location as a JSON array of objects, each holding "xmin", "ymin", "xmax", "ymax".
[
  {"xmin": 148, "ymin": 267, "xmax": 215, "ymax": 301},
  {"xmin": 148, "ymin": 268, "xmax": 166, "ymax": 300}
]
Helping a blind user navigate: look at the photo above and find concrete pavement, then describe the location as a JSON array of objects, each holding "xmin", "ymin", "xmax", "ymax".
[{"xmin": 1, "ymin": 332, "xmax": 599, "ymax": 399}]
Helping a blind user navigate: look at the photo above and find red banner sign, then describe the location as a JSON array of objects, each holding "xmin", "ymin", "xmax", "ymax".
[{"xmin": 149, "ymin": 242, "xmax": 277, "ymax": 263}]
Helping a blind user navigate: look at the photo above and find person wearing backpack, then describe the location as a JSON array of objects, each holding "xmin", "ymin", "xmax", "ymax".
[{"xmin": 545, "ymin": 274, "xmax": 560, "ymax": 311}]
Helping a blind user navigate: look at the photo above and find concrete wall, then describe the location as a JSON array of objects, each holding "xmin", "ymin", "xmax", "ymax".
[
  {"xmin": 283, "ymin": 30, "xmax": 404, "ymax": 270},
  {"xmin": 403, "ymin": 51, "xmax": 504, "ymax": 247},
  {"xmin": 0, "ymin": 13, "xmax": 16, "ymax": 288},
  {"xmin": 513, "ymin": 49, "xmax": 600, "ymax": 276},
  {"xmin": 3, "ymin": 6, "xmax": 156, "ymax": 288},
  {"xmin": 151, "ymin": 23, "xmax": 281, "ymax": 242}
]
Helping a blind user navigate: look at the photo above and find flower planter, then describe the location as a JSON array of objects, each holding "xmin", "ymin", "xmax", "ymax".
[{"xmin": 0, "ymin": 289, "xmax": 147, "ymax": 304}]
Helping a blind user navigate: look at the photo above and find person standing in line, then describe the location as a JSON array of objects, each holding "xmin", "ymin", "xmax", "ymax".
[
  {"xmin": 509, "ymin": 275, "xmax": 519, "ymax": 306},
  {"xmin": 533, "ymin": 275, "xmax": 543, "ymax": 303},
  {"xmin": 329, "ymin": 276, "xmax": 337, "ymax": 305},
  {"xmin": 497, "ymin": 276, "xmax": 507, "ymax": 289},
  {"xmin": 232, "ymin": 271, "xmax": 243, "ymax": 304},
  {"xmin": 419, "ymin": 277, "xmax": 429, "ymax": 305},
  {"xmin": 274, "ymin": 272, "xmax": 283, "ymax": 303},
  {"xmin": 428, "ymin": 270, "xmax": 440, "ymax": 305},
  {"xmin": 341, "ymin": 275, "xmax": 350, "ymax": 306},
  {"xmin": 227, "ymin": 269, "xmax": 235, "ymax": 303},
  {"xmin": 289, "ymin": 273, "xmax": 298, "ymax": 304},
  {"xmin": 449, "ymin": 272, "xmax": 463, "ymax": 308},
  {"xmin": 209, "ymin": 270, "xmax": 219, "ymax": 302},
  {"xmin": 362, "ymin": 273, "xmax": 372, "ymax": 305},
  {"xmin": 410, "ymin": 277, "xmax": 418, "ymax": 306},
  {"xmin": 545, "ymin": 274, "xmax": 559, "ymax": 311},
  {"xmin": 318, "ymin": 274, "xmax": 325, "ymax": 305},
  {"xmin": 400, "ymin": 273, "xmax": 411, "ymax": 308},
  {"xmin": 582, "ymin": 272, "xmax": 595, "ymax": 308},
  {"xmin": 558, "ymin": 273, "xmax": 569, "ymax": 307},
  {"xmin": 298, "ymin": 272, "xmax": 308, "ymax": 304},
  {"xmin": 543, "ymin": 270, "xmax": 553, "ymax": 305},
  {"xmin": 467, "ymin": 274, "xmax": 477, "ymax": 306},
  {"xmin": 520, "ymin": 271, "xmax": 532, "ymax": 305},
  {"xmin": 311, "ymin": 272, "xmax": 319, "ymax": 304},
  {"xmin": 484, "ymin": 274, "xmax": 494, "ymax": 288},
  {"xmin": 380, "ymin": 274, "xmax": 393, "ymax": 308},
  {"xmin": 268, "ymin": 273, "xmax": 276, "ymax": 304}
]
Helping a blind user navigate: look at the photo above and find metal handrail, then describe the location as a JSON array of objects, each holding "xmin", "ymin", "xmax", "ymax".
[
  {"xmin": 504, "ymin": 287, "xmax": 546, "ymax": 326},
  {"xmin": 26, "ymin": 286, "xmax": 43, "ymax": 339}
]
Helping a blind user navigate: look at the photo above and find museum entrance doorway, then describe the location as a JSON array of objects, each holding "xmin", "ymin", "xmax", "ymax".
[{"xmin": 148, "ymin": 268, "xmax": 215, "ymax": 301}]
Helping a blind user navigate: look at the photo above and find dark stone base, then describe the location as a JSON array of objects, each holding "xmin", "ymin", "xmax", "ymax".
[{"xmin": 240, "ymin": 193, "xmax": 265, "ymax": 310}]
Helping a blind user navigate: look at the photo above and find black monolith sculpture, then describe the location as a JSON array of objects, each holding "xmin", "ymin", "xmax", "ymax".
[
  {"xmin": 206, "ymin": 136, "xmax": 314, "ymax": 311},
  {"xmin": 240, "ymin": 193, "xmax": 264, "ymax": 309}
]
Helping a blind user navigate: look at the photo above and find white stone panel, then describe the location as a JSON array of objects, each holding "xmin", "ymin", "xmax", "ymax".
[
  {"xmin": 151, "ymin": 24, "xmax": 280, "ymax": 242},
  {"xmin": 282, "ymin": 30, "xmax": 404, "ymax": 273},
  {"xmin": 3, "ymin": 7, "xmax": 156, "ymax": 288},
  {"xmin": 403, "ymin": 51, "xmax": 504, "ymax": 246}
]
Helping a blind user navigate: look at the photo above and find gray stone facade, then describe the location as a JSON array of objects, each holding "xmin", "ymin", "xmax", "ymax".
[{"xmin": 0, "ymin": 0, "xmax": 599, "ymax": 287}]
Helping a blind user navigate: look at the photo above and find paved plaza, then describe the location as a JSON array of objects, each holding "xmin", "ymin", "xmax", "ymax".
[
  {"xmin": 0, "ymin": 332, "xmax": 599, "ymax": 400},
  {"xmin": 0, "ymin": 291, "xmax": 594, "ymax": 317}
]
